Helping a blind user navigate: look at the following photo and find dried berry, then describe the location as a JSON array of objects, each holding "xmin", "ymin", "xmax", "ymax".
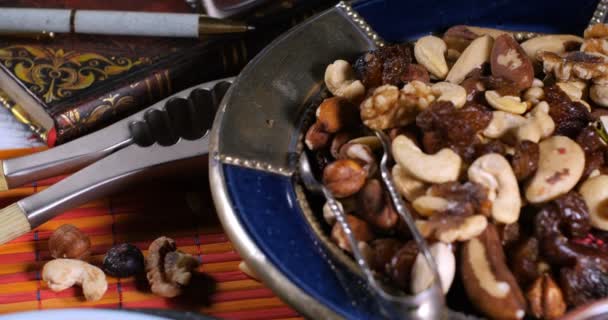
[
  {"xmin": 48, "ymin": 224, "xmax": 91, "ymax": 260},
  {"xmin": 560, "ymin": 257, "xmax": 608, "ymax": 307},
  {"xmin": 510, "ymin": 140, "xmax": 539, "ymax": 181},
  {"xmin": 369, "ymin": 238, "xmax": 403, "ymax": 272},
  {"xmin": 103, "ymin": 243, "xmax": 145, "ymax": 278},
  {"xmin": 576, "ymin": 126, "xmax": 607, "ymax": 178},
  {"xmin": 545, "ymin": 85, "xmax": 592, "ymax": 137},
  {"xmin": 386, "ymin": 241, "xmax": 418, "ymax": 290},
  {"xmin": 482, "ymin": 75, "xmax": 521, "ymax": 97},
  {"xmin": 353, "ymin": 44, "xmax": 414, "ymax": 88},
  {"xmin": 416, "ymin": 101, "xmax": 491, "ymax": 161}
]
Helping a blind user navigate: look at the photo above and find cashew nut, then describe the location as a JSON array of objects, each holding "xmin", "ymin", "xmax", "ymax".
[
  {"xmin": 431, "ymin": 82, "xmax": 467, "ymax": 108},
  {"xmin": 515, "ymin": 101, "xmax": 555, "ymax": 143},
  {"xmin": 590, "ymin": 83, "xmax": 608, "ymax": 107},
  {"xmin": 485, "ymin": 90, "xmax": 528, "ymax": 114},
  {"xmin": 411, "ymin": 242, "xmax": 455, "ymax": 294},
  {"xmin": 447, "ymin": 35, "xmax": 494, "ymax": 85},
  {"xmin": 392, "ymin": 135, "xmax": 462, "ymax": 184},
  {"xmin": 417, "ymin": 214, "xmax": 488, "ymax": 243},
  {"xmin": 412, "ymin": 195, "xmax": 449, "ymax": 217},
  {"xmin": 42, "ymin": 259, "xmax": 108, "ymax": 301},
  {"xmin": 414, "ymin": 35, "xmax": 449, "ymax": 79},
  {"xmin": 324, "ymin": 60, "xmax": 365, "ymax": 102},
  {"xmin": 525, "ymin": 136, "xmax": 585, "ymax": 203},
  {"xmin": 520, "ymin": 35, "xmax": 583, "ymax": 60},
  {"xmin": 483, "ymin": 111, "xmax": 526, "ymax": 139},
  {"xmin": 392, "ymin": 164, "xmax": 428, "ymax": 202},
  {"xmin": 532, "ymin": 78, "xmax": 544, "ymax": 88},
  {"xmin": 580, "ymin": 175, "xmax": 608, "ymax": 231},
  {"xmin": 556, "ymin": 81, "xmax": 585, "ymax": 101},
  {"xmin": 468, "ymin": 153, "xmax": 521, "ymax": 224},
  {"xmin": 523, "ymin": 87, "xmax": 544, "ymax": 105}
]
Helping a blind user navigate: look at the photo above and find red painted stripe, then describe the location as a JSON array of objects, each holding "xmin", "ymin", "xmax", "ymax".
[
  {"xmin": 202, "ymin": 252, "xmax": 240, "ymax": 264},
  {"xmin": 212, "ymin": 306, "xmax": 299, "ymax": 320},
  {"xmin": 208, "ymin": 271, "xmax": 249, "ymax": 282},
  {"xmin": 0, "ymin": 272, "xmax": 38, "ymax": 284},
  {"xmin": 211, "ymin": 288, "xmax": 275, "ymax": 303},
  {"xmin": 0, "ymin": 291, "xmax": 37, "ymax": 304},
  {"xmin": 36, "ymin": 175, "xmax": 68, "ymax": 186}
]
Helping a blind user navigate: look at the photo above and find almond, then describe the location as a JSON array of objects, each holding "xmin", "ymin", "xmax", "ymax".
[{"xmin": 491, "ymin": 34, "xmax": 534, "ymax": 90}]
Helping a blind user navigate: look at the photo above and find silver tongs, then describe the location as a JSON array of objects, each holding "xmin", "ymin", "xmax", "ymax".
[
  {"xmin": 298, "ymin": 130, "xmax": 446, "ymax": 320},
  {"xmin": 0, "ymin": 78, "xmax": 233, "ymax": 244}
]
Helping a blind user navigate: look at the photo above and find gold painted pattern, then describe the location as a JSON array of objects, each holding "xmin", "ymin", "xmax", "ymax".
[{"xmin": 0, "ymin": 46, "xmax": 147, "ymax": 103}]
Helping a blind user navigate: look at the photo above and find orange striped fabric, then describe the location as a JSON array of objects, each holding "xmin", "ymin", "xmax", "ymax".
[{"xmin": 0, "ymin": 148, "xmax": 301, "ymax": 319}]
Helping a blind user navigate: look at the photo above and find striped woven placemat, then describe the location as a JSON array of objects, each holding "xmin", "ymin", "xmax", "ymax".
[{"xmin": 0, "ymin": 148, "xmax": 300, "ymax": 320}]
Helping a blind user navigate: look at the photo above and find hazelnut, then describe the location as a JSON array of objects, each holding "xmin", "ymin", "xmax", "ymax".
[
  {"xmin": 305, "ymin": 121, "xmax": 331, "ymax": 150},
  {"xmin": 48, "ymin": 224, "xmax": 91, "ymax": 260},
  {"xmin": 526, "ymin": 273, "xmax": 566, "ymax": 319},
  {"xmin": 356, "ymin": 179, "xmax": 398, "ymax": 230},
  {"xmin": 322, "ymin": 159, "xmax": 367, "ymax": 198},
  {"xmin": 102, "ymin": 243, "xmax": 145, "ymax": 278},
  {"xmin": 317, "ymin": 97, "xmax": 358, "ymax": 133},
  {"xmin": 330, "ymin": 214, "xmax": 374, "ymax": 252}
]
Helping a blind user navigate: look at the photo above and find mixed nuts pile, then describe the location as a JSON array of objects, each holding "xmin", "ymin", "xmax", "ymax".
[
  {"xmin": 41, "ymin": 224, "xmax": 201, "ymax": 301},
  {"xmin": 305, "ymin": 24, "xmax": 608, "ymax": 319}
]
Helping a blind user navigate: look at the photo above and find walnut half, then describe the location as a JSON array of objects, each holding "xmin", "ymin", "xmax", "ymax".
[{"xmin": 146, "ymin": 236, "xmax": 200, "ymax": 298}]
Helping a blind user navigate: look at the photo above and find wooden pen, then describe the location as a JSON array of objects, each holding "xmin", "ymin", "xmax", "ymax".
[{"xmin": 0, "ymin": 8, "xmax": 254, "ymax": 38}]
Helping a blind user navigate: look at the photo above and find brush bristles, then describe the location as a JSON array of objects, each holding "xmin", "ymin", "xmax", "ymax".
[
  {"xmin": 0, "ymin": 203, "xmax": 30, "ymax": 245},
  {"xmin": 0, "ymin": 161, "xmax": 7, "ymax": 191}
]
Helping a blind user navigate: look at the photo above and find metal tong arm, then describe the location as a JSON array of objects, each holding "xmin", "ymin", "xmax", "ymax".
[
  {"xmin": 2, "ymin": 78, "xmax": 233, "ymax": 188},
  {"xmin": 19, "ymin": 135, "xmax": 209, "ymax": 229}
]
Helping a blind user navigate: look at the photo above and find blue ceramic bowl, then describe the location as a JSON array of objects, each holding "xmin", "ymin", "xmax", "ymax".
[{"xmin": 209, "ymin": 0, "xmax": 603, "ymax": 318}]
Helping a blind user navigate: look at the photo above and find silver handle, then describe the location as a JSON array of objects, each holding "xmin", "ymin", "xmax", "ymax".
[{"xmin": 20, "ymin": 136, "xmax": 209, "ymax": 228}]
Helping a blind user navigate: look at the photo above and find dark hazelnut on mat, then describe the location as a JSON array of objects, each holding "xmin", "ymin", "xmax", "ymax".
[
  {"xmin": 103, "ymin": 243, "xmax": 145, "ymax": 278},
  {"xmin": 48, "ymin": 224, "xmax": 91, "ymax": 260}
]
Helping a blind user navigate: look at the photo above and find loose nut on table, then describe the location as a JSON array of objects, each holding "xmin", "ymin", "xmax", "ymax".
[
  {"xmin": 414, "ymin": 35, "xmax": 449, "ymax": 79},
  {"xmin": 431, "ymin": 82, "xmax": 466, "ymax": 108},
  {"xmin": 468, "ymin": 153, "xmax": 521, "ymax": 224},
  {"xmin": 515, "ymin": 101, "xmax": 555, "ymax": 143},
  {"xmin": 525, "ymin": 136, "xmax": 585, "ymax": 203},
  {"xmin": 324, "ymin": 59, "xmax": 365, "ymax": 102},
  {"xmin": 322, "ymin": 159, "xmax": 367, "ymax": 198},
  {"xmin": 485, "ymin": 90, "xmax": 528, "ymax": 114},
  {"xmin": 392, "ymin": 164, "xmax": 428, "ymax": 202},
  {"xmin": 461, "ymin": 225, "xmax": 526, "ymax": 320},
  {"xmin": 526, "ymin": 273, "xmax": 566, "ymax": 320},
  {"xmin": 446, "ymin": 35, "xmax": 493, "ymax": 85},
  {"xmin": 392, "ymin": 135, "xmax": 462, "ymax": 184},
  {"xmin": 579, "ymin": 174, "xmax": 608, "ymax": 231},
  {"xmin": 520, "ymin": 35, "xmax": 583, "ymax": 60},
  {"xmin": 491, "ymin": 34, "xmax": 534, "ymax": 90},
  {"xmin": 411, "ymin": 242, "xmax": 455, "ymax": 294},
  {"xmin": 483, "ymin": 111, "xmax": 527, "ymax": 139},
  {"xmin": 48, "ymin": 224, "xmax": 91, "ymax": 260},
  {"xmin": 146, "ymin": 237, "xmax": 200, "ymax": 298},
  {"xmin": 42, "ymin": 259, "xmax": 107, "ymax": 301}
]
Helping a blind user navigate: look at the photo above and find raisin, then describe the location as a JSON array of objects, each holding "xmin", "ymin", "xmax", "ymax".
[
  {"xmin": 386, "ymin": 241, "xmax": 418, "ymax": 291},
  {"xmin": 545, "ymin": 85, "xmax": 592, "ymax": 137},
  {"xmin": 401, "ymin": 63, "xmax": 430, "ymax": 83},
  {"xmin": 369, "ymin": 238, "xmax": 403, "ymax": 273},
  {"xmin": 416, "ymin": 101, "xmax": 491, "ymax": 161},
  {"xmin": 576, "ymin": 126, "xmax": 607, "ymax": 178},
  {"xmin": 560, "ymin": 258, "xmax": 608, "ymax": 307},
  {"xmin": 354, "ymin": 44, "xmax": 414, "ymax": 88},
  {"xmin": 103, "ymin": 243, "xmax": 145, "ymax": 278},
  {"xmin": 474, "ymin": 139, "xmax": 508, "ymax": 158},
  {"xmin": 508, "ymin": 237, "xmax": 541, "ymax": 287},
  {"xmin": 510, "ymin": 140, "xmax": 539, "ymax": 181}
]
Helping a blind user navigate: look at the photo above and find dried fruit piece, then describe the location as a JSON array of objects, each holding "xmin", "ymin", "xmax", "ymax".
[
  {"xmin": 103, "ymin": 243, "xmax": 145, "ymax": 278},
  {"xmin": 491, "ymin": 34, "xmax": 534, "ymax": 90},
  {"xmin": 353, "ymin": 44, "xmax": 414, "ymax": 88},
  {"xmin": 510, "ymin": 140, "xmax": 539, "ymax": 181},
  {"xmin": 545, "ymin": 85, "xmax": 591, "ymax": 138}
]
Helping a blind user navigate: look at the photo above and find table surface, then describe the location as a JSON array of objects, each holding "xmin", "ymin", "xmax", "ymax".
[{"xmin": 0, "ymin": 145, "xmax": 300, "ymax": 318}]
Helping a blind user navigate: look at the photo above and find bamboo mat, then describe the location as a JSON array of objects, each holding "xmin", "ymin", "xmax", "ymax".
[{"xmin": 0, "ymin": 148, "xmax": 300, "ymax": 319}]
